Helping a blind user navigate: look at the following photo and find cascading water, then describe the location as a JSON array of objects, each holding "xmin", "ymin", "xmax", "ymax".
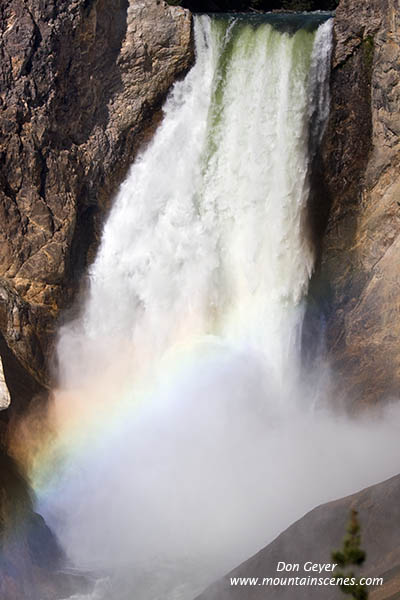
[
  {"xmin": 58, "ymin": 15, "xmax": 321, "ymax": 392},
  {"xmin": 29, "ymin": 13, "xmax": 400, "ymax": 600}
]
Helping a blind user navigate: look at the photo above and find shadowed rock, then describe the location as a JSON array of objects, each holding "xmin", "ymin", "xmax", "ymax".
[
  {"xmin": 305, "ymin": 0, "xmax": 400, "ymax": 406},
  {"xmin": 0, "ymin": 449, "xmax": 92, "ymax": 600}
]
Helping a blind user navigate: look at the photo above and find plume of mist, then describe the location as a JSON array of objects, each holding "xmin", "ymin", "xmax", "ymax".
[
  {"xmin": 14, "ymin": 15, "xmax": 400, "ymax": 600},
  {"xmin": 32, "ymin": 350, "xmax": 400, "ymax": 600}
]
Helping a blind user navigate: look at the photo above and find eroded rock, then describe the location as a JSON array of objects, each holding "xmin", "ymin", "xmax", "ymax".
[
  {"xmin": 0, "ymin": 0, "xmax": 194, "ymax": 398},
  {"xmin": 308, "ymin": 0, "xmax": 400, "ymax": 406},
  {"xmin": 0, "ymin": 3, "xmax": 194, "ymax": 596}
]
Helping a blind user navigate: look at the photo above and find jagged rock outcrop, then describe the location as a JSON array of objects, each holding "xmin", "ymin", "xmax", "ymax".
[
  {"xmin": 0, "ymin": 0, "xmax": 194, "ymax": 402},
  {"xmin": 196, "ymin": 473, "xmax": 400, "ymax": 600},
  {"xmin": 309, "ymin": 0, "xmax": 400, "ymax": 405}
]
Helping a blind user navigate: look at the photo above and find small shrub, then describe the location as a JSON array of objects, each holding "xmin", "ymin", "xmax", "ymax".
[{"xmin": 332, "ymin": 510, "xmax": 369, "ymax": 599}]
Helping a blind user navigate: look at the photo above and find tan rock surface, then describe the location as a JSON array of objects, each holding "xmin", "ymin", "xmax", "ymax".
[
  {"xmin": 0, "ymin": 4, "xmax": 193, "ymax": 594},
  {"xmin": 0, "ymin": 0, "xmax": 194, "ymax": 396},
  {"xmin": 308, "ymin": 0, "xmax": 400, "ymax": 405}
]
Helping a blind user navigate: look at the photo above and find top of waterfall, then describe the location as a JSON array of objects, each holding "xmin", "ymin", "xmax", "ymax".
[{"xmin": 208, "ymin": 11, "xmax": 333, "ymax": 33}]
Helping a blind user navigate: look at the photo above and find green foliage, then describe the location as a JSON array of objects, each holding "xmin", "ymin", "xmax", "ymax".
[
  {"xmin": 362, "ymin": 35, "xmax": 375, "ymax": 71},
  {"xmin": 332, "ymin": 510, "xmax": 369, "ymax": 600}
]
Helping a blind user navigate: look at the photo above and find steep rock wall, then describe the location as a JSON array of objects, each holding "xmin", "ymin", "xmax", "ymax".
[
  {"xmin": 0, "ymin": 0, "xmax": 194, "ymax": 406},
  {"xmin": 308, "ymin": 0, "xmax": 400, "ymax": 406},
  {"xmin": 0, "ymin": 3, "xmax": 194, "ymax": 597}
]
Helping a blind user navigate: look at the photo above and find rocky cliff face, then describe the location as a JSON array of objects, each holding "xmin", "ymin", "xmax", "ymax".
[
  {"xmin": 0, "ymin": 2, "xmax": 194, "ymax": 597},
  {"xmin": 0, "ymin": 0, "xmax": 193, "ymax": 409},
  {"xmin": 308, "ymin": 0, "xmax": 400, "ymax": 406}
]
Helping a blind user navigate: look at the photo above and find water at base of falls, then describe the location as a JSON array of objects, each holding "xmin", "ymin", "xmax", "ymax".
[{"xmin": 27, "ymin": 13, "xmax": 400, "ymax": 600}]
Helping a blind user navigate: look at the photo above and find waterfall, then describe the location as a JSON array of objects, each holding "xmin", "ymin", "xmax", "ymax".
[
  {"xmin": 58, "ymin": 15, "xmax": 323, "ymax": 391},
  {"xmin": 31, "ymin": 14, "xmax": 400, "ymax": 600}
]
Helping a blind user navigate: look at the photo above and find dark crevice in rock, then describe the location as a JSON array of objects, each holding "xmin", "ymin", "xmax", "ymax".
[
  {"xmin": 21, "ymin": 18, "xmax": 42, "ymax": 77},
  {"xmin": 0, "ymin": 332, "xmax": 44, "ymax": 424},
  {"xmin": 37, "ymin": 149, "xmax": 49, "ymax": 214}
]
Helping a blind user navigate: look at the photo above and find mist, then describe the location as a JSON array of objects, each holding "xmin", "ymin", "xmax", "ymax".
[
  {"xmin": 17, "ymin": 14, "xmax": 400, "ymax": 600},
  {"xmin": 33, "ymin": 350, "xmax": 400, "ymax": 599}
]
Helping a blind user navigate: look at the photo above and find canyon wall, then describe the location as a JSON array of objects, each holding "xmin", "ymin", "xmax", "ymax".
[
  {"xmin": 2, "ymin": 0, "xmax": 399, "ymax": 423},
  {"xmin": 1, "ymin": 0, "xmax": 400, "ymax": 595},
  {"xmin": 309, "ymin": 0, "xmax": 400, "ymax": 406},
  {"xmin": 0, "ymin": 0, "xmax": 193, "ymax": 414},
  {"xmin": 0, "ymin": 2, "xmax": 193, "ymax": 597}
]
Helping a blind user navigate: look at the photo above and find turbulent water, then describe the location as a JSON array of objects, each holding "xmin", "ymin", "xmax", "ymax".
[
  {"xmin": 58, "ymin": 15, "xmax": 325, "ymax": 391},
  {"xmin": 31, "ymin": 14, "xmax": 400, "ymax": 600}
]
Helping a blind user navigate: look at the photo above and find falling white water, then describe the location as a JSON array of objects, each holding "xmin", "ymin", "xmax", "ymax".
[
  {"xmin": 308, "ymin": 17, "xmax": 333, "ymax": 148},
  {"xmin": 33, "ymin": 14, "xmax": 400, "ymax": 600},
  {"xmin": 59, "ymin": 15, "xmax": 318, "ymax": 393}
]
